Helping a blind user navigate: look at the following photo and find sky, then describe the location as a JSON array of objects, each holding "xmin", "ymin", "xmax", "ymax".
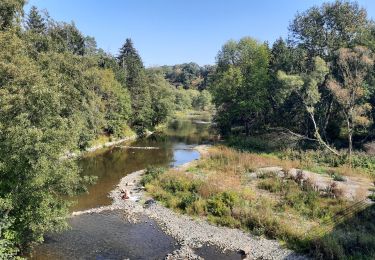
[{"xmin": 25, "ymin": 0, "xmax": 375, "ymax": 66}]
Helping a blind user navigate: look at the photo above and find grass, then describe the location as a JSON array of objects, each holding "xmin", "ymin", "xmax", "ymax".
[
  {"xmin": 142, "ymin": 146, "xmax": 375, "ymax": 259},
  {"xmin": 227, "ymin": 135, "xmax": 375, "ymax": 179},
  {"xmin": 88, "ymin": 134, "xmax": 112, "ymax": 148}
]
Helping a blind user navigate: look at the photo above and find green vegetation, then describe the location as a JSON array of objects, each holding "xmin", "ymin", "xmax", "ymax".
[
  {"xmin": 209, "ymin": 0, "xmax": 375, "ymax": 164},
  {"xmin": 157, "ymin": 63, "xmax": 214, "ymax": 90},
  {"xmin": 0, "ymin": 1, "xmax": 212, "ymax": 257},
  {"xmin": 143, "ymin": 147, "xmax": 375, "ymax": 259}
]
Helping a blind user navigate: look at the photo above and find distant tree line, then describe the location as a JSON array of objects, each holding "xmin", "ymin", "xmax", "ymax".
[
  {"xmin": 209, "ymin": 0, "xmax": 375, "ymax": 158},
  {"xmin": 158, "ymin": 62, "xmax": 215, "ymax": 90}
]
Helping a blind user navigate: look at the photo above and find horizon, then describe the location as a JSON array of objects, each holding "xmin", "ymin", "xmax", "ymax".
[{"xmin": 25, "ymin": 0, "xmax": 375, "ymax": 66}]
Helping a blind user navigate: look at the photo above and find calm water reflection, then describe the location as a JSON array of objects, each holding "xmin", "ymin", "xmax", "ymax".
[
  {"xmin": 71, "ymin": 119, "xmax": 211, "ymax": 211},
  {"xmin": 31, "ymin": 118, "xmax": 217, "ymax": 260}
]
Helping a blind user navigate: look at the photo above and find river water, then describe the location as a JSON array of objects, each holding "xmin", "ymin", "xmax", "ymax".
[{"xmin": 30, "ymin": 118, "xmax": 241, "ymax": 260}]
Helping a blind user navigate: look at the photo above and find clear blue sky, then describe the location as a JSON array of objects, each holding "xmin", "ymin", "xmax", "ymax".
[{"xmin": 25, "ymin": 0, "xmax": 375, "ymax": 66}]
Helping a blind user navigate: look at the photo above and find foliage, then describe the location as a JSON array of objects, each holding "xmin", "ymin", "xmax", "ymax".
[
  {"xmin": 328, "ymin": 46, "xmax": 374, "ymax": 157},
  {"xmin": 207, "ymin": 0, "xmax": 375, "ymax": 160},
  {"xmin": 0, "ymin": 29, "xmax": 95, "ymax": 256},
  {"xmin": 0, "ymin": 0, "xmax": 25, "ymax": 30},
  {"xmin": 147, "ymin": 70, "xmax": 176, "ymax": 127},
  {"xmin": 289, "ymin": 0, "xmax": 368, "ymax": 60},
  {"xmin": 210, "ymin": 37, "xmax": 270, "ymax": 135},
  {"xmin": 0, "ymin": 2, "xmax": 198, "ymax": 256},
  {"xmin": 117, "ymin": 38, "xmax": 152, "ymax": 132},
  {"xmin": 159, "ymin": 63, "xmax": 215, "ymax": 90}
]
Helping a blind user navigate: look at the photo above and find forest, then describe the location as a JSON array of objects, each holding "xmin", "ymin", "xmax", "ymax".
[{"xmin": 1, "ymin": 0, "xmax": 375, "ymax": 259}]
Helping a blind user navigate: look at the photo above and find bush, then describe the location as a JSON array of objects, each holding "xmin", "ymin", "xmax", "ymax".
[
  {"xmin": 141, "ymin": 167, "xmax": 165, "ymax": 186},
  {"xmin": 207, "ymin": 196, "xmax": 231, "ymax": 217},
  {"xmin": 178, "ymin": 192, "xmax": 198, "ymax": 210}
]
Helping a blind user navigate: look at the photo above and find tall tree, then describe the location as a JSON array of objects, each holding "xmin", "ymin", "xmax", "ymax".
[
  {"xmin": 328, "ymin": 46, "xmax": 374, "ymax": 157},
  {"xmin": 117, "ymin": 38, "xmax": 152, "ymax": 132},
  {"xmin": 48, "ymin": 22, "xmax": 85, "ymax": 55},
  {"xmin": 289, "ymin": 0, "xmax": 369, "ymax": 61},
  {"xmin": 278, "ymin": 57, "xmax": 339, "ymax": 155},
  {"xmin": 26, "ymin": 6, "xmax": 46, "ymax": 34},
  {"xmin": 0, "ymin": 30, "xmax": 89, "ymax": 256},
  {"xmin": 210, "ymin": 37, "xmax": 270, "ymax": 135}
]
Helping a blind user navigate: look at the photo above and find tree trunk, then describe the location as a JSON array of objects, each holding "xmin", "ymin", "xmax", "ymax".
[
  {"xmin": 347, "ymin": 118, "xmax": 353, "ymax": 166},
  {"xmin": 309, "ymin": 111, "xmax": 339, "ymax": 156}
]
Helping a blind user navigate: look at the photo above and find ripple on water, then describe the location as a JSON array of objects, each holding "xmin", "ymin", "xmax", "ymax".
[{"xmin": 31, "ymin": 210, "xmax": 178, "ymax": 260}]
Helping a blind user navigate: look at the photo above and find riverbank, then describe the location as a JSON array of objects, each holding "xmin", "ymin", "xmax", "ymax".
[
  {"xmin": 142, "ymin": 145, "xmax": 375, "ymax": 259},
  {"xmin": 60, "ymin": 135, "xmax": 136, "ymax": 160},
  {"xmin": 103, "ymin": 145, "xmax": 306, "ymax": 260},
  {"xmin": 61, "ymin": 130, "xmax": 156, "ymax": 159}
]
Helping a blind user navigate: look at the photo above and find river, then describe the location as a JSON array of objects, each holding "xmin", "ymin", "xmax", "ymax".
[{"xmin": 30, "ymin": 118, "xmax": 241, "ymax": 259}]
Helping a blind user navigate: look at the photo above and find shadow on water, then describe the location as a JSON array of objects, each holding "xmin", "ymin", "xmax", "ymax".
[{"xmin": 312, "ymin": 203, "xmax": 375, "ymax": 259}]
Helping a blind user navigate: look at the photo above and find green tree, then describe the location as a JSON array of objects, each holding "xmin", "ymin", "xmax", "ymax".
[
  {"xmin": 84, "ymin": 36, "xmax": 97, "ymax": 56},
  {"xmin": 175, "ymin": 87, "xmax": 194, "ymax": 111},
  {"xmin": 0, "ymin": 0, "xmax": 25, "ymax": 30},
  {"xmin": 48, "ymin": 22, "xmax": 85, "ymax": 55},
  {"xmin": 117, "ymin": 38, "xmax": 152, "ymax": 132},
  {"xmin": 147, "ymin": 70, "xmax": 176, "ymax": 126},
  {"xmin": 210, "ymin": 37, "xmax": 270, "ymax": 135},
  {"xmin": 192, "ymin": 90, "xmax": 212, "ymax": 111},
  {"xmin": 26, "ymin": 6, "xmax": 46, "ymax": 34},
  {"xmin": 0, "ymin": 30, "xmax": 91, "ymax": 256},
  {"xmin": 278, "ymin": 57, "xmax": 339, "ymax": 154},
  {"xmin": 289, "ymin": 0, "xmax": 369, "ymax": 61}
]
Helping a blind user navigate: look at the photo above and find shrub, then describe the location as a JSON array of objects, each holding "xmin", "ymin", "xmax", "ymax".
[
  {"xmin": 207, "ymin": 196, "xmax": 231, "ymax": 217},
  {"xmin": 141, "ymin": 167, "xmax": 165, "ymax": 186},
  {"xmin": 178, "ymin": 192, "xmax": 198, "ymax": 210},
  {"xmin": 186, "ymin": 199, "xmax": 207, "ymax": 216}
]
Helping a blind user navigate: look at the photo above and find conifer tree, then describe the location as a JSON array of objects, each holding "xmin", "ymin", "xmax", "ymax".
[
  {"xmin": 117, "ymin": 38, "xmax": 152, "ymax": 132},
  {"xmin": 26, "ymin": 6, "xmax": 46, "ymax": 34}
]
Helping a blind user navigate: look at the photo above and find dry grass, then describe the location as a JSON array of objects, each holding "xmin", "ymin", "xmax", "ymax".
[{"xmin": 201, "ymin": 146, "xmax": 300, "ymax": 173}]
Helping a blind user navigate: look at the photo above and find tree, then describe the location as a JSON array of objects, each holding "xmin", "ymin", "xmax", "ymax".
[
  {"xmin": 0, "ymin": 0, "xmax": 25, "ymax": 30},
  {"xmin": 289, "ymin": 0, "xmax": 369, "ymax": 61},
  {"xmin": 48, "ymin": 22, "xmax": 85, "ymax": 55},
  {"xmin": 192, "ymin": 90, "xmax": 212, "ymax": 111},
  {"xmin": 278, "ymin": 57, "xmax": 339, "ymax": 155},
  {"xmin": 328, "ymin": 46, "xmax": 374, "ymax": 157},
  {"xmin": 26, "ymin": 6, "xmax": 46, "ymax": 34},
  {"xmin": 117, "ymin": 38, "xmax": 152, "ymax": 132},
  {"xmin": 210, "ymin": 37, "xmax": 270, "ymax": 135},
  {"xmin": 147, "ymin": 70, "xmax": 176, "ymax": 126},
  {"xmin": 84, "ymin": 36, "xmax": 97, "ymax": 55},
  {"xmin": 0, "ymin": 30, "xmax": 91, "ymax": 256}
]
